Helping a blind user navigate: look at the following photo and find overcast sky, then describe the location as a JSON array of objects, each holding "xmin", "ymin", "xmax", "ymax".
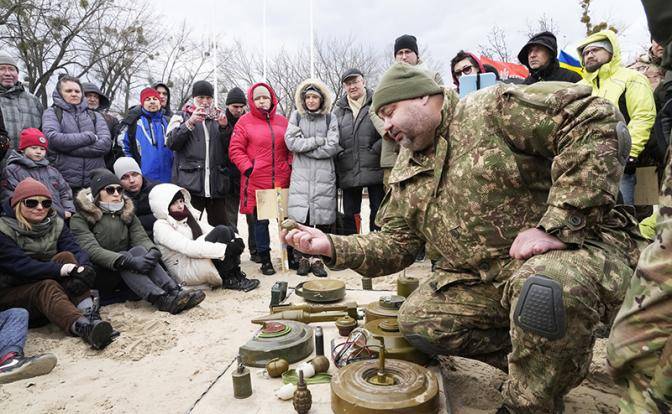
[{"xmin": 159, "ymin": 0, "xmax": 650, "ymax": 82}]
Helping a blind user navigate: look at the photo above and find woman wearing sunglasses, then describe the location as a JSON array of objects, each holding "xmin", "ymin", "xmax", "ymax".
[
  {"xmin": 70, "ymin": 169, "xmax": 204, "ymax": 314},
  {"xmin": 0, "ymin": 178, "xmax": 115, "ymax": 350}
]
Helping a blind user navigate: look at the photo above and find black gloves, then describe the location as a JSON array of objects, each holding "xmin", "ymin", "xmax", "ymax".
[
  {"xmin": 118, "ymin": 252, "xmax": 155, "ymax": 274},
  {"xmin": 624, "ymin": 156, "xmax": 638, "ymax": 175},
  {"xmin": 145, "ymin": 248, "xmax": 162, "ymax": 264},
  {"xmin": 62, "ymin": 266, "xmax": 96, "ymax": 297}
]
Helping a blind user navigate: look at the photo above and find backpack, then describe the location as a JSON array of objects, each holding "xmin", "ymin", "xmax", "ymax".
[{"xmin": 53, "ymin": 105, "xmax": 97, "ymax": 129}]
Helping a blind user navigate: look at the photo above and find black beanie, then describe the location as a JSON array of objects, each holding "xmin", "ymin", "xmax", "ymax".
[
  {"xmin": 192, "ymin": 80, "xmax": 214, "ymax": 98},
  {"xmin": 90, "ymin": 169, "xmax": 121, "ymax": 197},
  {"xmin": 394, "ymin": 34, "xmax": 419, "ymax": 56},
  {"xmin": 225, "ymin": 87, "xmax": 247, "ymax": 105}
]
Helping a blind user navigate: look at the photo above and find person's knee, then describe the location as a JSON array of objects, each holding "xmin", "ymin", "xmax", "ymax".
[
  {"xmin": 52, "ymin": 251, "xmax": 77, "ymax": 265},
  {"xmin": 4, "ymin": 307, "xmax": 29, "ymax": 320},
  {"xmin": 128, "ymin": 246, "xmax": 148, "ymax": 256}
]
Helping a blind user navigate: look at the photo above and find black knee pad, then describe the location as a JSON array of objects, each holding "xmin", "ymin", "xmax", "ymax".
[{"xmin": 513, "ymin": 274, "xmax": 566, "ymax": 340}]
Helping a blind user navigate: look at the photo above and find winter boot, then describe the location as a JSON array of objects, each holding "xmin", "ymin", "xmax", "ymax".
[
  {"xmin": 168, "ymin": 286, "xmax": 205, "ymax": 311},
  {"xmin": 150, "ymin": 291, "xmax": 191, "ymax": 315},
  {"xmin": 250, "ymin": 252, "xmax": 263, "ymax": 263},
  {"xmin": 0, "ymin": 351, "xmax": 58, "ymax": 384},
  {"xmin": 259, "ymin": 252, "xmax": 276, "ymax": 276},
  {"xmin": 310, "ymin": 259, "xmax": 328, "ymax": 278},
  {"xmin": 296, "ymin": 257, "xmax": 311, "ymax": 276},
  {"xmin": 72, "ymin": 317, "xmax": 114, "ymax": 350},
  {"xmin": 80, "ymin": 291, "xmax": 120, "ymax": 339},
  {"xmin": 233, "ymin": 267, "xmax": 260, "ymax": 292}
]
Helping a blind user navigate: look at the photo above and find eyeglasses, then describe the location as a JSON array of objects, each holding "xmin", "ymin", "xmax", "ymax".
[
  {"xmin": 581, "ymin": 47, "xmax": 603, "ymax": 58},
  {"xmin": 453, "ymin": 65, "xmax": 475, "ymax": 77},
  {"xmin": 23, "ymin": 198, "xmax": 52, "ymax": 209},
  {"xmin": 104, "ymin": 185, "xmax": 123, "ymax": 195}
]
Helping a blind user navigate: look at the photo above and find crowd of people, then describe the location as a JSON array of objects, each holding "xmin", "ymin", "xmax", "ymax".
[{"xmin": 0, "ymin": 21, "xmax": 670, "ymax": 412}]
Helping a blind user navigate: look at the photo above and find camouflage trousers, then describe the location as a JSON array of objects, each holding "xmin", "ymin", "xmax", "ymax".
[
  {"xmin": 398, "ymin": 246, "xmax": 633, "ymax": 414},
  {"xmin": 608, "ymin": 277, "xmax": 672, "ymax": 413}
]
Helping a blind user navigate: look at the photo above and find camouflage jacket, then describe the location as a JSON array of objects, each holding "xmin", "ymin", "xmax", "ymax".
[{"xmin": 328, "ymin": 83, "xmax": 641, "ymax": 289}]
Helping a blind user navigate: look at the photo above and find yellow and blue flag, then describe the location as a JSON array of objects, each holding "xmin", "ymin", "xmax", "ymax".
[{"xmin": 558, "ymin": 50, "xmax": 582, "ymax": 74}]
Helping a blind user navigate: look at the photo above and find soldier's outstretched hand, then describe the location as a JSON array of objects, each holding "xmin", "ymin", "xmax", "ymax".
[
  {"xmin": 282, "ymin": 224, "xmax": 332, "ymax": 258},
  {"xmin": 509, "ymin": 228, "xmax": 567, "ymax": 260}
]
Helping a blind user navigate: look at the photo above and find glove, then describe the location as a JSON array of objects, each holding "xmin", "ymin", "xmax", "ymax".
[
  {"xmin": 225, "ymin": 238, "xmax": 245, "ymax": 257},
  {"xmin": 60, "ymin": 263, "xmax": 77, "ymax": 277},
  {"xmin": 144, "ymin": 248, "xmax": 162, "ymax": 264},
  {"xmin": 62, "ymin": 266, "xmax": 96, "ymax": 297},
  {"xmin": 244, "ymin": 167, "xmax": 253, "ymax": 177},
  {"xmin": 70, "ymin": 266, "xmax": 96, "ymax": 287},
  {"xmin": 118, "ymin": 252, "xmax": 155, "ymax": 274},
  {"xmin": 624, "ymin": 156, "xmax": 637, "ymax": 175}
]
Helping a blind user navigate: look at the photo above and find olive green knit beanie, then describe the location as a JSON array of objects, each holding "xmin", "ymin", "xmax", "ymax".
[{"xmin": 371, "ymin": 62, "xmax": 443, "ymax": 114}]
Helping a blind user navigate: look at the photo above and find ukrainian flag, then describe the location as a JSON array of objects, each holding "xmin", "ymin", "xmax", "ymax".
[{"xmin": 558, "ymin": 50, "xmax": 582, "ymax": 74}]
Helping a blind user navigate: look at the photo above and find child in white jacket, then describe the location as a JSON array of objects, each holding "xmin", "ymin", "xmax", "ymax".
[{"xmin": 149, "ymin": 183, "xmax": 259, "ymax": 291}]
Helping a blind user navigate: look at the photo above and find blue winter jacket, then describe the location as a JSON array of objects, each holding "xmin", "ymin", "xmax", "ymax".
[{"xmin": 121, "ymin": 109, "xmax": 173, "ymax": 183}]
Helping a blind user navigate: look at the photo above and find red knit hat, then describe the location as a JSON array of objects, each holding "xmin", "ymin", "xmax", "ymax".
[
  {"xmin": 140, "ymin": 87, "xmax": 160, "ymax": 104},
  {"xmin": 18, "ymin": 128, "xmax": 48, "ymax": 151},
  {"xmin": 11, "ymin": 178, "xmax": 52, "ymax": 208}
]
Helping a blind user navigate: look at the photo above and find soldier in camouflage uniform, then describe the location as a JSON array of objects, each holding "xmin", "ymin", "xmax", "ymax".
[
  {"xmin": 283, "ymin": 62, "xmax": 644, "ymax": 413},
  {"xmin": 606, "ymin": 3, "xmax": 672, "ymax": 412}
]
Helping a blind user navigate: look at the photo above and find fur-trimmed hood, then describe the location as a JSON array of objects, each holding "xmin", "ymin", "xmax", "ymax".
[
  {"xmin": 74, "ymin": 187, "xmax": 136, "ymax": 225},
  {"xmin": 293, "ymin": 78, "xmax": 334, "ymax": 116}
]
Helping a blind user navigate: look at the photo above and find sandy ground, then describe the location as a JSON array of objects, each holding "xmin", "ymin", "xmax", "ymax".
[{"xmin": 0, "ymin": 208, "xmax": 623, "ymax": 414}]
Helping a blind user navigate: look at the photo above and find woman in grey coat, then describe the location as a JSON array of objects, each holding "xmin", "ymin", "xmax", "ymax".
[
  {"xmin": 285, "ymin": 79, "xmax": 341, "ymax": 277},
  {"xmin": 42, "ymin": 75, "xmax": 111, "ymax": 194}
]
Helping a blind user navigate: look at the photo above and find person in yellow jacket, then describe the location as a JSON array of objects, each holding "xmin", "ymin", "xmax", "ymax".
[{"xmin": 578, "ymin": 30, "xmax": 656, "ymax": 206}]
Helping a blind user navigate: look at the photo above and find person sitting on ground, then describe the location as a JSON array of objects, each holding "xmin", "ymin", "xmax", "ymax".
[
  {"xmin": 70, "ymin": 169, "xmax": 204, "ymax": 313},
  {"xmin": 149, "ymin": 183, "xmax": 260, "ymax": 292},
  {"xmin": 2, "ymin": 128, "xmax": 75, "ymax": 219},
  {"xmin": 285, "ymin": 79, "xmax": 341, "ymax": 277},
  {"xmin": 0, "ymin": 178, "xmax": 115, "ymax": 349},
  {"xmin": 113, "ymin": 157, "xmax": 156, "ymax": 239},
  {"xmin": 120, "ymin": 88, "xmax": 173, "ymax": 183},
  {"xmin": 0, "ymin": 308, "xmax": 57, "ymax": 384}
]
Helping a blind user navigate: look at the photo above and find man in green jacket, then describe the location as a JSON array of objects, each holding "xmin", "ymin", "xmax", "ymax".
[
  {"xmin": 283, "ymin": 63, "xmax": 643, "ymax": 413},
  {"xmin": 577, "ymin": 29, "xmax": 656, "ymax": 206}
]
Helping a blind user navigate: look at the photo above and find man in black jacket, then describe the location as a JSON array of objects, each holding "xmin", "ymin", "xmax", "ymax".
[
  {"xmin": 518, "ymin": 31, "xmax": 582, "ymax": 85},
  {"xmin": 334, "ymin": 68, "xmax": 385, "ymax": 235}
]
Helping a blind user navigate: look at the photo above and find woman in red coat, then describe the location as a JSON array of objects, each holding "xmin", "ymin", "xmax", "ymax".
[{"xmin": 229, "ymin": 83, "xmax": 290, "ymax": 275}]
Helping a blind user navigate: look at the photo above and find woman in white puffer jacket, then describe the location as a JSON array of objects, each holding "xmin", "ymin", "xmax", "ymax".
[{"xmin": 148, "ymin": 183, "xmax": 259, "ymax": 291}]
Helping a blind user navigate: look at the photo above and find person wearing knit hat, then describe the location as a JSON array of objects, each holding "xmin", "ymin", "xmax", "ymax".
[
  {"xmin": 113, "ymin": 157, "xmax": 157, "ymax": 237},
  {"xmin": 10, "ymin": 177, "xmax": 51, "ymax": 208},
  {"xmin": 226, "ymin": 86, "xmax": 247, "ymax": 106},
  {"xmin": 192, "ymin": 80, "xmax": 214, "ymax": 98},
  {"xmin": 576, "ymin": 29, "xmax": 656, "ymax": 207},
  {"xmin": 165, "ymin": 78, "xmax": 242, "ymax": 237},
  {"xmin": 119, "ymin": 87, "xmax": 173, "ymax": 183},
  {"xmin": 1, "ymin": 128, "xmax": 75, "ymax": 218},
  {"xmin": 222, "ymin": 86, "xmax": 251, "ymax": 250},
  {"xmin": 0, "ymin": 52, "xmax": 43, "ymax": 153},
  {"xmin": 283, "ymin": 56, "xmax": 641, "ymax": 413},
  {"xmin": 70, "ymin": 167, "xmax": 204, "ymax": 312},
  {"xmin": 371, "ymin": 62, "xmax": 443, "ymax": 116},
  {"xmin": 0, "ymin": 176, "xmax": 117, "ymax": 350},
  {"xmin": 394, "ymin": 34, "xmax": 419, "ymax": 64}
]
